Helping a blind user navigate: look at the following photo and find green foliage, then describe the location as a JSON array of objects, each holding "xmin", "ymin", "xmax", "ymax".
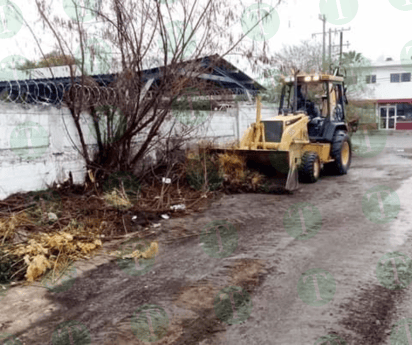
[
  {"xmin": 258, "ymin": 68, "xmax": 283, "ymax": 104},
  {"xmin": 186, "ymin": 152, "xmax": 224, "ymax": 191},
  {"xmin": 0, "ymin": 246, "xmax": 26, "ymax": 283},
  {"xmin": 171, "ymin": 98, "xmax": 211, "ymax": 111},
  {"xmin": 103, "ymin": 171, "xmax": 141, "ymax": 201},
  {"xmin": 16, "ymin": 60, "xmax": 37, "ymax": 71},
  {"xmin": 346, "ymin": 102, "xmax": 375, "ymax": 124},
  {"xmin": 25, "ymin": 189, "xmax": 62, "ymax": 225},
  {"xmin": 16, "ymin": 50, "xmax": 79, "ymax": 71},
  {"xmin": 341, "ymin": 52, "xmax": 373, "ymax": 99},
  {"xmin": 91, "ymin": 106, "xmax": 127, "ymax": 144},
  {"xmin": 342, "ymin": 51, "xmax": 364, "ymax": 65}
]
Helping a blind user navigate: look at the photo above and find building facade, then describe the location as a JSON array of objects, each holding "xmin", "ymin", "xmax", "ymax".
[{"xmin": 356, "ymin": 59, "xmax": 412, "ymax": 130}]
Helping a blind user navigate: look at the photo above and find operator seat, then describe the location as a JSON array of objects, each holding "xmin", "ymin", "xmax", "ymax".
[{"xmin": 308, "ymin": 116, "xmax": 324, "ymax": 137}]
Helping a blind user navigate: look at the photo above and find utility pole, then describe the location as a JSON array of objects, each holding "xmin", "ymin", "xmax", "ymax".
[
  {"xmin": 312, "ymin": 25, "xmax": 351, "ymax": 72},
  {"xmin": 329, "ymin": 28, "xmax": 332, "ymax": 72},
  {"xmin": 319, "ymin": 14, "xmax": 326, "ymax": 71},
  {"xmin": 331, "ymin": 41, "xmax": 350, "ymax": 57}
]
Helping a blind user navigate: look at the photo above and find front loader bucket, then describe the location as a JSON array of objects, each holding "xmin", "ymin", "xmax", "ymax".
[{"xmin": 210, "ymin": 148, "xmax": 299, "ymax": 191}]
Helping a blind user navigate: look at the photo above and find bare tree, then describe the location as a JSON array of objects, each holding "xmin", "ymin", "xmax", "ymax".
[
  {"xmin": 258, "ymin": 40, "xmax": 373, "ymax": 105},
  {"xmin": 257, "ymin": 40, "xmax": 323, "ymax": 104},
  {"xmin": 272, "ymin": 40, "xmax": 324, "ymax": 75},
  {"xmin": 28, "ymin": 0, "xmax": 280, "ymax": 180}
]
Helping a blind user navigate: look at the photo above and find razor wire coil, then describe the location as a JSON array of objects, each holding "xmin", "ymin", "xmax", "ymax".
[{"xmin": 0, "ymin": 78, "xmax": 258, "ymax": 108}]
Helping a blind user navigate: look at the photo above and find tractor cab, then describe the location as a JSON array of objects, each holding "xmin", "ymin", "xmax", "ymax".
[{"xmin": 279, "ymin": 74, "xmax": 348, "ymax": 142}]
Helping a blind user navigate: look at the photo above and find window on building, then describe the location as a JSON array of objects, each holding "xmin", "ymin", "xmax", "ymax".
[
  {"xmin": 366, "ymin": 75, "xmax": 377, "ymax": 84},
  {"xmin": 401, "ymin": 73, "xmax": 411, "ymax": 82},
  {"xmin": 391, "ymin": 74, "xmax": 400, "ymax": 82},
  {"xmin": 396, "ymin": 103, "xmax": 412, "ymax": 122}
]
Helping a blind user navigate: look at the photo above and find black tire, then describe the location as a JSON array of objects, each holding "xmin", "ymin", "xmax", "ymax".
[
  {"xmin": 299, "ymin": 151, "xmax": 321, "ymax": 183},
  {"xmin": 329, "ymin": 130, "xmax": 352, "ymax": 175}
]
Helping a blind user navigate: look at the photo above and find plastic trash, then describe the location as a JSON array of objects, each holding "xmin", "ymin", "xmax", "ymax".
[{"xmin": 170, "ymin": 204, "xmax": 186, "ymax": 211}]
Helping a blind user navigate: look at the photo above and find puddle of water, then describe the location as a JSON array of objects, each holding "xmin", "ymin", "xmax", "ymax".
[{"xmin": 376, "ymin": 152, "xmax": 412, "ymax": 166}]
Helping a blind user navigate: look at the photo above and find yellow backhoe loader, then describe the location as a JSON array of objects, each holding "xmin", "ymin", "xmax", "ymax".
[{"xmin": 212, "ymin": 71, "xmax": 352, "ymax": 191}]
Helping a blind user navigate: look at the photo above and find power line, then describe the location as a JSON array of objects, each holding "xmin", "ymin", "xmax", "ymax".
[{"xmin": 312, "ymin": 17, "xmax": 351, "ymax": 72}]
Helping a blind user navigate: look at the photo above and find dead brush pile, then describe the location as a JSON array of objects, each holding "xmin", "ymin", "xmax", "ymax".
[
  {"xmin": 215, "ymin": 152, "xmax": 268, "ymax": 193},
  {"xmin": 0, "ymin": 213, "xmax": 31, "ymax": 283},
  {"xmin": 3, "ymin": 219, "xmax": 104, "ymax": 283},
  {"xmin": 218, "ymin": 153, "xmax": 246, "ymax": 182}
]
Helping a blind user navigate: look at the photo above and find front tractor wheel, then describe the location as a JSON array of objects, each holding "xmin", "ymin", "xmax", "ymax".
[
  {"xmin": 299, "ymin": 151, "xmax": 321, "ymax": 183},
  {"xmin": 330, "ymin": 130, "xmax": 352, "ymax": 175}
]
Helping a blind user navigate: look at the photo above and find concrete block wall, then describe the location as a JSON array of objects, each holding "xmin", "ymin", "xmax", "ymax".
[{"xmin": 0, "ymin": 103, "xmax": 93, "ymax": 200}]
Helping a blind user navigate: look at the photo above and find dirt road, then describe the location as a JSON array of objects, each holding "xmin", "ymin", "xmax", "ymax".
[{"xmin": 1, "ymin": 131, "xmax": 412, "ymax": 345}]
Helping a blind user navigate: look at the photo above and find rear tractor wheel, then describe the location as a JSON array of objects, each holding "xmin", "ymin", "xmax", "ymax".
[
  {"xmin": 329, "ymin": 130, "xmax": 352, "ymax": 175},
  {"xmin": 299, "ymin": 151, "xmax": 321, "ymax": 183}
]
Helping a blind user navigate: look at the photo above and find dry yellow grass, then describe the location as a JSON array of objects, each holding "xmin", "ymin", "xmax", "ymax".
[
  {"xmin": 109, "ymin": 241, "xmax": 159, "ymax": 260},
  {"xmin": 0, "ymin": 213, "xmax": 30, "ymax": 244},
  {"xmin": 104, "ymin": 189, "xmax": 132, "ymax": 209},
  {"xmin": 24, "ymin": 254, "xmax": 52, "ymax": 283},
  {"xmin": 7, "ymin": 219, "xmax": 104, "ymax": 282}
]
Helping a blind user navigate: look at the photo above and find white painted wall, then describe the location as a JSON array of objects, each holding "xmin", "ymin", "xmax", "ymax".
[{"xmin": 0, "ymin": 102, "xmax": 249, "ymax": 200}]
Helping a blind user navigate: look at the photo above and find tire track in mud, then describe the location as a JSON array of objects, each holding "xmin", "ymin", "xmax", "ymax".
[
  {"xmin": 331, "ymin": 171, "xmax": 412, "ymax": 344},
  {"xmin": 101, "ymin": 258, "xmax": 271, "ymax": 345},
  {"xmin": 336, "ymin": 284, "xmax": 404, "ymax": 344}
]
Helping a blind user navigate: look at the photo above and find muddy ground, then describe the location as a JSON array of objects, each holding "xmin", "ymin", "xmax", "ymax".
[{"xmin": 1, "ymin": 130, "xmax": 412, "ymax": 345}]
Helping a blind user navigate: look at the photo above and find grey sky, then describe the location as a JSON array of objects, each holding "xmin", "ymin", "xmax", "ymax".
[{"xmin": 1, "ymin": 0, "xmax": 410, "ymax": 76}]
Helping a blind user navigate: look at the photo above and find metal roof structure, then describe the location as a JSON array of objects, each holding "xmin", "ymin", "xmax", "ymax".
[{"xmin": 0, "ymin": 55, "xmax": 264, "ymax": 106}]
